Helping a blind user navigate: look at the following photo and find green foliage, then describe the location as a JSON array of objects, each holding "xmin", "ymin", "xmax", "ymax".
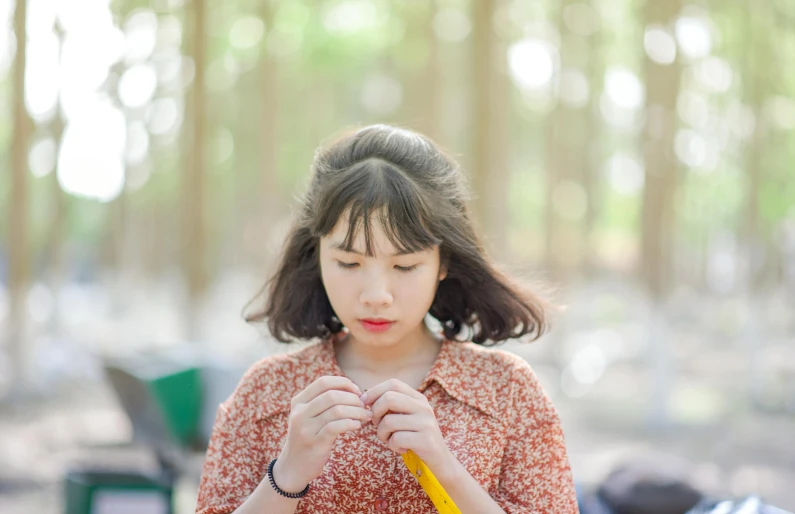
[
  {"xmin": 3, "ymin": 0, "xmax": 792, "ymax": 283},
  {"xmin": 680, "ymin": 170, "xmax": 744, "ymax": 243}
]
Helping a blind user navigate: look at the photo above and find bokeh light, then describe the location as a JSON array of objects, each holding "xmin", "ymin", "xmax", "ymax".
[
  {"xmin": 644, "ymin": 25, "xmax": 677, "ymax": 65},
  {"xmin": 508, "ymin": 38, "xmax": 557, "ymax": 91}
]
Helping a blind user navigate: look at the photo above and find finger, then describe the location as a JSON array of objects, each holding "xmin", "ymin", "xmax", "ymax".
[
  {"xmin": 377, "ymin": 413, "xmax": 420, "ymax": 444},
  {"xmin": 361, "ymin": 378, "xmax": 424, "ymax": 407},
  {"xmin": 317, "ymin": 418, "xmax": 363, "ymax": 439},
  {"xmin": 317, "ymin": 404, "xmax": 373, "ymax": 426},
  {"xmin": 293, "ymin": 376, "xmax": 361, "ymax": 406},
  {"xmin": 371, "ymin": 391, "xmax": 418, "ymax": 426},
  {"xmin": 387, "ymin": 431, "xmax": 418, "ymax": 455},
  {"xmin": 305, "ymin": 389, "xmax": 365, "ymax": 418}
]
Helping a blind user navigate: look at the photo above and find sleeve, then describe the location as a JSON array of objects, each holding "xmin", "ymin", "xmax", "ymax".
[
  {"xmin": 195, "ymin": 367, "xmax": 285, "ymax": 514},
  {"xmin": 489, "ymin": 361, "xmax": 579, "ymax": 514}
]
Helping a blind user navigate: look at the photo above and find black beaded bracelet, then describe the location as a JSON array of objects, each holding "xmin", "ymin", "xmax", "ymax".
[{"xmin": 267, "ymin": 459, "xmax": 310, "ymax": 499}]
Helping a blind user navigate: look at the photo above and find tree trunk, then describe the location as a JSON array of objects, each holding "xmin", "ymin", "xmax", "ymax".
[
  {"xmin": 47, "ymin": 20, "xmax": 68, "ymax": 336},
  {"xmin": 471, "ymin": 0, "xmax": 510, "ymax": 257},
  {"xmin": 544, "ymin": 0, "xmax": 595, "ymax": 282},
  {"xmin": 46, "ymin": 113, "xmax": 67, "ymax": 335},
  {"xmin": 640, "ymin": 0, "xmax": 681, "ymax": 430},
  {"xmin": 741, "ymin": 0, "xmax": 772, "ymax": 408},
  {"xmin": 640, "ymin": 0, "xmax": 681, "ymax": 299},
  {"xmin": 580, "ymin": 10, "xmax": 601, "ymax": 277},
  {"xmin": 743, "ymin": 0, "xmax": 768, "ymax": 293},
  {"xmin": 254, "ymin": 0, "xmax": 281, "ymax": 267},
  {"xmin": 543, "ymin": 111, "xmax": 560, "ymax": 278},
  {"xmin": 403, "ymin": 1, "xmax": 443, "ymax": 145},
  {"xmin": 6, "ymin": 0, "xmax": 31, "ymax": 397},
  {"xmin": 182, "ymin": 0, "xmax": 208, "ymax": 339}
]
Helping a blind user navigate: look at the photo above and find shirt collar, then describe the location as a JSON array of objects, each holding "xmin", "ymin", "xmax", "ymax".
[
  {"xmin": 255, "ymin": 336, "xmax": 502, "ymax": 420},
  {"xmin": 326, "ymin": 336, "xmax": 502, "ymax": 419},
  {"xmin": 417, "ymin": 338, "xmax": 502, "ymax": 419}
]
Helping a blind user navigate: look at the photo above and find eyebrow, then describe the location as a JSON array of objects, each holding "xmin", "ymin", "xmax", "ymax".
[{"xmin": 331, "ymin": 241, "xmax": 417, "ymax": 257}]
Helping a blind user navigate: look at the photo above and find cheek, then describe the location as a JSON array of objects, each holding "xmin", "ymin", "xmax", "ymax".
[
  {"xmin": 321, "ymin": 265, "xmax": 352, "ymax": 304},
  {"xmin": 396, "ymin": 270, "xmax": 439, "ymax": 307}
]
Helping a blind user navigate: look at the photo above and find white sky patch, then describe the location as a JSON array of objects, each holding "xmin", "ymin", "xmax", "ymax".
[
  {"xmin": 508, "ymin": 38, "xmax": 557, "ymax": 91},
  {"xmin": 605, "ymin": 67, "xmax": 644, "ymax": 109},
  {"xmin": 58, "ymin": 97, "xmax": 126, "ymax": 202},
  {"xmin": 676, "ymin": 15, "xmax": 712, "ymax": 59},
  {"xmin": 644, "ymin": 25, "xmax": 677, "ymax": 65}
]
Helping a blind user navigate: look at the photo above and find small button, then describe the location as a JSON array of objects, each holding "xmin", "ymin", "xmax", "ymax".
[{"xmin": 375, "ymin": 497, "xmax": 389, "ymax": 511}]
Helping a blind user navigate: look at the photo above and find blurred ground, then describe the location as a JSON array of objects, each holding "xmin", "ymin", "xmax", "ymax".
[
  {"xmin": 2, "ymin": 372, "xmax": 794, "ymax": 513},
  {"xmin": 1, "ymin": 275, "xmax": 794, "ymax": 513}
]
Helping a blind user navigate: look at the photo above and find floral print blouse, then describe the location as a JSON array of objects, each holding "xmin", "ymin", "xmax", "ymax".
[{"xmin": 196, "ymin": 337, "xmax": 579, "ymax": 513}]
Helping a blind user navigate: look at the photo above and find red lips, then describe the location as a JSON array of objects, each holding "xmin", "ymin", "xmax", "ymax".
[{"xmin": 359, "ymin": 318, "xmax": 395, "ymax": 333}]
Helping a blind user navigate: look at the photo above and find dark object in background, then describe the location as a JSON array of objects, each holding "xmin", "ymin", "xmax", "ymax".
[
  {"xmin": 597, "ymin": 462, "xmax": 703, "ymax": 514},
  {"xmin": 577, "ymin": 482, "xmax": 614, "ymax": 514},
  {"xmin": 577, "ymin": 463, "xmax": 793, "ymax": 514}
]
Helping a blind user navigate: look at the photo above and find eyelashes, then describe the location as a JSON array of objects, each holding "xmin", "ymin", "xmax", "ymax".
[{"xmin": 336, "ymin": 261, "xmax": 417, "ymax": 273}]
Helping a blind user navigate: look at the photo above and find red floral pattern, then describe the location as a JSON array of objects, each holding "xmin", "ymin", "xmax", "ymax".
[{"xmin": 196, "ymin": 338, "xmax": 579, "ymax": 513}]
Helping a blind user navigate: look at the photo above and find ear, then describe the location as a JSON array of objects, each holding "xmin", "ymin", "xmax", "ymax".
[{"xmin": 438, "ymin": 263, "xmax": 448, "ymax": 282}]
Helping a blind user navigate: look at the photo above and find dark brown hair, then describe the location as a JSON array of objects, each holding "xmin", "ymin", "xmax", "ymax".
[{"xmin": 244, "ymin": 124, "xmax": 547, "ymax": 345}]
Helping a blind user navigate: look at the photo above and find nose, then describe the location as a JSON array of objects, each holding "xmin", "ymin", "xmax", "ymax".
[{"xmin": 359, "ymin": 270, "xmax": 393, "ymax": 308}]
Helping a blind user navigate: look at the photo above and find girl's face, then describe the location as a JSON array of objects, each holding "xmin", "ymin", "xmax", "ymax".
[{"xmin": 319, "ymin": 214, "xmax": 446, "ymax": 349}]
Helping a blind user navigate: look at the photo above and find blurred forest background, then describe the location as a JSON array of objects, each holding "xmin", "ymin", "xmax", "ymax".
[{"xmin": 1, "ymin": 0, "xmax": 794, "ymax": 512}]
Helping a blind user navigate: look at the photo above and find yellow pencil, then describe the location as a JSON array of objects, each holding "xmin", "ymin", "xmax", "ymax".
[{"xmin": 401, "ymin": 450, "xmax": 461, "ymax": 514}]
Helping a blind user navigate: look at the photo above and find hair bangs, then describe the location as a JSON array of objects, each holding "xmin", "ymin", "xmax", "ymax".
[{"xmin": 315, "ymin": 158, "xmax": 441, "ymax": 257}]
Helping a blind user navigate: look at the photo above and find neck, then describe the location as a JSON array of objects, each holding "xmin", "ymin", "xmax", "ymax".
[{"xmin": 334, "ymin": 324, "xmax": 442, "ymax": 375}]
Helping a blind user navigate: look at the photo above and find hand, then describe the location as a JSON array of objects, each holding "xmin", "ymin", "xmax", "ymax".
[
  {"xmin": 275, "ymin": 376, "xmax": 373, "ymax": 493},
  {"xmin": 362, "ymin": 379, "xmax": 454, "ymax": 473}
]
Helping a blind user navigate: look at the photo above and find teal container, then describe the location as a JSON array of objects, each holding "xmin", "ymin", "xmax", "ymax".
[
  {"xmin": 105, "ymin": 360, "xmax": 203, "ymax": 448},
  {"xmin": 64, "ymin": 468, "xmax": 173, "ymax": 514},
  {"xmin": 145, "ymin": 366, "xmax": 202, "ymax": 446}
]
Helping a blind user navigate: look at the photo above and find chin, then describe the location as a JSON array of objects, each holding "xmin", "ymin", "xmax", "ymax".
[{"xmin": 349, "ymin": 327, "xmax": 404, "ymax": 347}]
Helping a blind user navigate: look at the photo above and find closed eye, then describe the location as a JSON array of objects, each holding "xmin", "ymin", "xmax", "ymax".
[
  {"xmin": 336, "ymin": 261, "xmax": 359, "ymax": 270},
  {"xmin": 395, "ymin": 265, "xmax": 417, "ymax": 273}
]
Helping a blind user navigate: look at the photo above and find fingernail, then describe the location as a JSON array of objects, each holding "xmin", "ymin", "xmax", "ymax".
[
  {"xmin": 366, "ymin": 410, "xmax": 373, "ymax": 417},
  {"xmin": 359, "ymin": 392, "xmax": 368, "ymax": 403}
]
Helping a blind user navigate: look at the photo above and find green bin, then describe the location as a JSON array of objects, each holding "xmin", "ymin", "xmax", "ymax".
[
  {"xmin": 105, "ymin": 359, "xmax": 203, "ymax": 449},
  {"xmin": 145, "ymin": 366, "xmax": 202, "ymax": 446},
  {"xmin": 64, "ymin": 468, "xmax": 174, "ymax": 514}
]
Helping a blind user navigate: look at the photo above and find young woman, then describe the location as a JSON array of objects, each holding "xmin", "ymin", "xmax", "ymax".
[{"xmin": 196, "ymin": 125, "xmax": 578, "ymax": 514}]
